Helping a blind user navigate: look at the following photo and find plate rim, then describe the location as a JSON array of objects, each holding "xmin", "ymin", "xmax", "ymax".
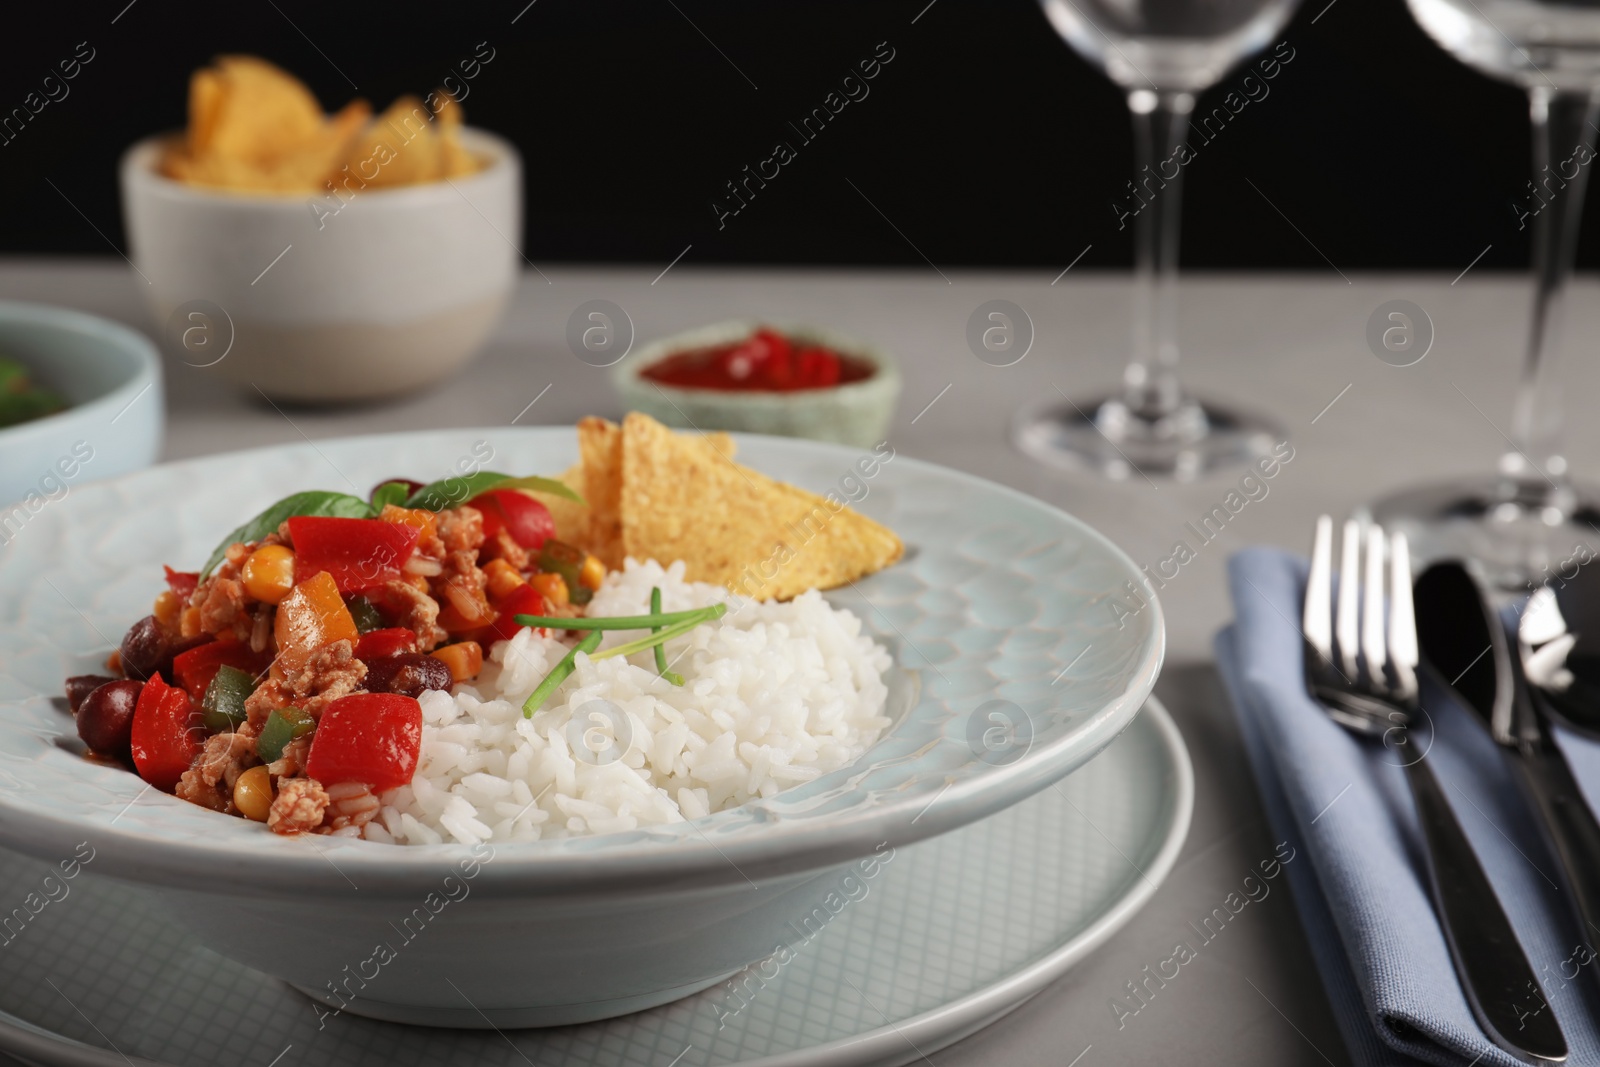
[
  {"xmin": 743, "ymin": 694, "xmax": 1194, "ymax": 1067},
  {"xmin": 0, "ymin": 426, "xmax": 1164, "ymax": 897},
  {"xmin": 0, "ymin": 696, "xmax": 1192, "ymax": 1067}
]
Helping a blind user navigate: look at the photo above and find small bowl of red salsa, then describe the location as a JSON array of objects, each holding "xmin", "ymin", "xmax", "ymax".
[{"xmin": 614, "ymin": 322, "xmax": 900, "ymax": 447}]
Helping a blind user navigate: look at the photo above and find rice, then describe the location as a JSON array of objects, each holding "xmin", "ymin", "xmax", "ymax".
[{"xmin": 372, "ymin": 559, "xmax": 893, "ymax": 844}]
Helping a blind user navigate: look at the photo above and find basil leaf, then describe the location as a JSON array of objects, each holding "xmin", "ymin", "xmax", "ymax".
[
  {"xmin": 200, "ymin": 490, "xmax": 374, "ymax": 577},
  {"xmin": 402, "ymin": 472, "xmax": 585, "ymax": 511},
  {"xmin": 489, "ymin": 475, "xmax": 585, "ymax": 504},
  {"xmin": 369, "ymin": 481, "xmax": 411, "ymax": 511},
  {"xmin": 403, "ymin": 471, "xmax": 512, "ymax": 511}
]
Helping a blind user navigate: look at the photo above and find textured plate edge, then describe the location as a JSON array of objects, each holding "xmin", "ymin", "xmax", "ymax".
[
  {"xmin": 736, "ymin": 694, "xmax": 1194, "ymax": 1067},
  {"xmin": 0, "ymin": 1012, "xmax": 164, "ymax": 1067},
  {"xmin": 0, "ymin": 697, "xmax": 1193, "ymax": 1067}
]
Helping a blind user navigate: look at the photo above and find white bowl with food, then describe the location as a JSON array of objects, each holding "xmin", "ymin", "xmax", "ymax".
[
  {"xmin": 0, "ymin": 300, "xmax": 163, "ymax": 508},
  {"xmin": 118, "ymin": 56, "xmax": 519, "ymax": 404},
  {"xmin": 0, "ymin": 415, "xmax": 1163, "ymax": 1028}
]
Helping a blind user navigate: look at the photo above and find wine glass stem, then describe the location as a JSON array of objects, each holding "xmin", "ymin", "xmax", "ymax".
[
  {"xmin": 1507, "ymin": 87, "xmax": 1600, "ymax": 498},
  {"xmin": 1124, "ymin": 89, "xmax": 1195, "ymax": 421}
]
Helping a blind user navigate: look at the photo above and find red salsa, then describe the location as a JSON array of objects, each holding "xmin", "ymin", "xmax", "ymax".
[{"xmin": 641, "ymin": 328, "xmax": 876, "ymax": 392}]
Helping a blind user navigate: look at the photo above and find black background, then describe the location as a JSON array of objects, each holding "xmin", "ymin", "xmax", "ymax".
[{"xmin": 0, "ymin": 0, "xmax": 1571, "ymax": 273}]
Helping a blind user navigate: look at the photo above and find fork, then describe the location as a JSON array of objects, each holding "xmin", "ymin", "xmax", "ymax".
[{"xmin": 1303, "ymin": 516, "xmax": 1566, "ymax": 1065}]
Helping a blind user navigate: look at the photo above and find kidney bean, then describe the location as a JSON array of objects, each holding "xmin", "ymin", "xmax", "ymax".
[
  {"xmin": 66, "ymin": 675, "xmax": 116, "ymax": 714},
  {"xmin": 119, "ymin": 615, "xmax": 208, "ymax": 682},
  {"xmin": 76, "ymin": 679, "xmax": 144, "ymax": 761},
  {"xmin": 363, "ymin": 653, "xmax": 452, "ymax": 698}
]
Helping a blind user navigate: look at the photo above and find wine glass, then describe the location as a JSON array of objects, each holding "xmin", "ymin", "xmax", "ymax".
[
  {"xmin": 1016, "ymin": 0, "xmax": 1302, "ymax": 480},
  {"xmin": 1370, "ymin": 0, "xmax": 1600, "ymax": 587}
]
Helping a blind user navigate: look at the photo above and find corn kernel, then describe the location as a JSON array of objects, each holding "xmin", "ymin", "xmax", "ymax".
[
  {"xmin": 379, "ymin": 504, "xmax": 438, "ymax": 544},
  {"xmin": 241, "ymin": 544, "xmax": 297, "ymax": 605},
  {"xmin": 153, "ymin": 589, "xmax": 182, "ymax": 631},
  {"xmin": 484, "ymin": 558, "xmax": 526, "ymax": 601},
  {"xmin": 434, "ymin": 641, "xmax": 483, "ymax": 682},
  {"xmin": 233, "ymin": 765, "xmax": 273, "ymax": 822},
  {"xmin": 579, "ymin": 554, "xmax": 606, "ymax": 591},
  {"xmin": 530, "ymin": 572, "xmax": 569, "ymax": 607}
]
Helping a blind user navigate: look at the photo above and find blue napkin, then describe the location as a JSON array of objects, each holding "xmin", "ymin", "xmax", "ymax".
[{"xmin": 1216, "ymin": 547, "xmax": 1600, "ymax": 1067}]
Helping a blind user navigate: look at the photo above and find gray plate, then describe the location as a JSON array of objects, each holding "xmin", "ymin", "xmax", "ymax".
[{"xmin": 0, "ymin": 697, "xmax": 1189, "ymax": 1067}]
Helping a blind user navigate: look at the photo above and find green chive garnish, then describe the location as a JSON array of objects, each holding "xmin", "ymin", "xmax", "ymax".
[
  {"xmin": 513, "ymin": 608, "xmax": 718, "ymax": 631},
  {"xmin": 651, "ymin": 587, "xmax": 684, "ymax": 686},
  {"xmin": 590, "ymin": 605, "xmax": 726, "ymax": 662},
  {"xmin": 519, "ymin": 603, "xmax": 727, "ymax": 714},
  {"xmin": 522, "ymin": 631, "xmax": 602, "ymax": 717}
]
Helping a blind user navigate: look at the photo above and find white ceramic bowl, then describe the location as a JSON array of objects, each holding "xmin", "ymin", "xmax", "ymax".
[
  {"xmin": 119, "ymin": 128, "xmax": 520, "ymax": 403},
  {"xmin": 0, "ymin": 301, "xmax": 163, "ymax": 510},
  {"xmin": 0, "ymin": 428, "xmax": 1163, "ymax": 1029},
  {"xmin": 615, "ymin": 320, "xmax": 902, "ymax": 448}
]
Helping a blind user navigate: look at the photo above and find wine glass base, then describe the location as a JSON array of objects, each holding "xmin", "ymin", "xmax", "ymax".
[
  {"xmin": 1013, "ymin": 394, "xmax": 1281, "ymax": 482},
  {"xmin": 1367, "ymin": 476, "xmax": 1600, "ymax": 590}
]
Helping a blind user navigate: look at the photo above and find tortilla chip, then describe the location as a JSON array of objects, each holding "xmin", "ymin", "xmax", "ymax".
[
  {"xmin": 578, "ymin": 417, "xmax": 626, "ymax": 569},
  {"xmin": 357, "ymin": 95, "xmax": 447, "ymax": 187},
  {"xmin": 202, "ymin": 56, "xmax": 330, "ymax": 165},
  {"xmin": 312, "ymin": 99, "xmax": 375, "ymax": 175},
  {"xmin": 577, "ymin": 417, "xmax": 737, "ymax": 569},
  {"xmin": 162, "ymin": 59, "xmax": 371, "ymax": 193},
  {"xmin": 160, "ymin": 57, "xmax": 482, "ymax": 193},
  {"xmin": 618, "ymin": 412, "xmax": 901, "ymax": 600},
  {"xmin": 187, "ymin": 68, "xmax": 226, "ymax": 156},
  {"xmin": 433, "ymin": 91, "xmax": 481, "ymax": 178}
]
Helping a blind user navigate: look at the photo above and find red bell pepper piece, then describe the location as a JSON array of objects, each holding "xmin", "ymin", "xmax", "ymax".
[
  {"xmin": 305, "ymin": 692, "xmax": 422, "ymax": 793},
  {"xmin": 130, "ymin": 673, "xmax": 204, "ymax": 792},
  {"xmin": 486, "ymin": 584, "xmax": 548, "ymax": 644},
  {"xmin": 163, "ymin": 566, "xmax": 199, "ymax": 601},
  {"xmin": 287, "ymin": 516, "xmax": 420, "ymax": 594},
  {"xmin": 355, "ymin": 627, "xmax": 417, "ymax": 661},
  {"xmin": 468, "ymin": 489, "xmax": 555, "ymax": 550},
  {"xmin": 170, "ymin": 640, "xmax": 272, "ymax": 697}
]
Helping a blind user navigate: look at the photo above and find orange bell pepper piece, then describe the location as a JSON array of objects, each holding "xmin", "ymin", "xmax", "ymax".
[{"xmin": 273, "ymin": 570, "xmax": 359, "ymax": 673}]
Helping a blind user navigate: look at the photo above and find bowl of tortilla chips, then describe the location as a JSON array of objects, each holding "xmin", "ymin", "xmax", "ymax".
[{"xmin": 119, "ymin": 56, "xmax": 520, "ymax": 403}]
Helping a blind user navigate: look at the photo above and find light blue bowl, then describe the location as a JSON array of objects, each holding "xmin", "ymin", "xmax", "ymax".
[
  {"xmin": 0, "ymin": 301, "xmax": 163, "ymax": 514},
  {"xmin": 0, "ymin": 428, "xmax": 1161, "ymax": 1029}
]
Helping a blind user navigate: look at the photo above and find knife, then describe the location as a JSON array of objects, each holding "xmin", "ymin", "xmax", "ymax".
[{"xmin": 1414, "ymin": 561, "xmax": 1600, "ymax": 962}]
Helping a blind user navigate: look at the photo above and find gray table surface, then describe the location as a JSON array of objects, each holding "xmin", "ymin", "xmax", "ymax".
[{"xmin": 9, "ymin": 258, "xmax": 1597, "ymax": 1065}]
